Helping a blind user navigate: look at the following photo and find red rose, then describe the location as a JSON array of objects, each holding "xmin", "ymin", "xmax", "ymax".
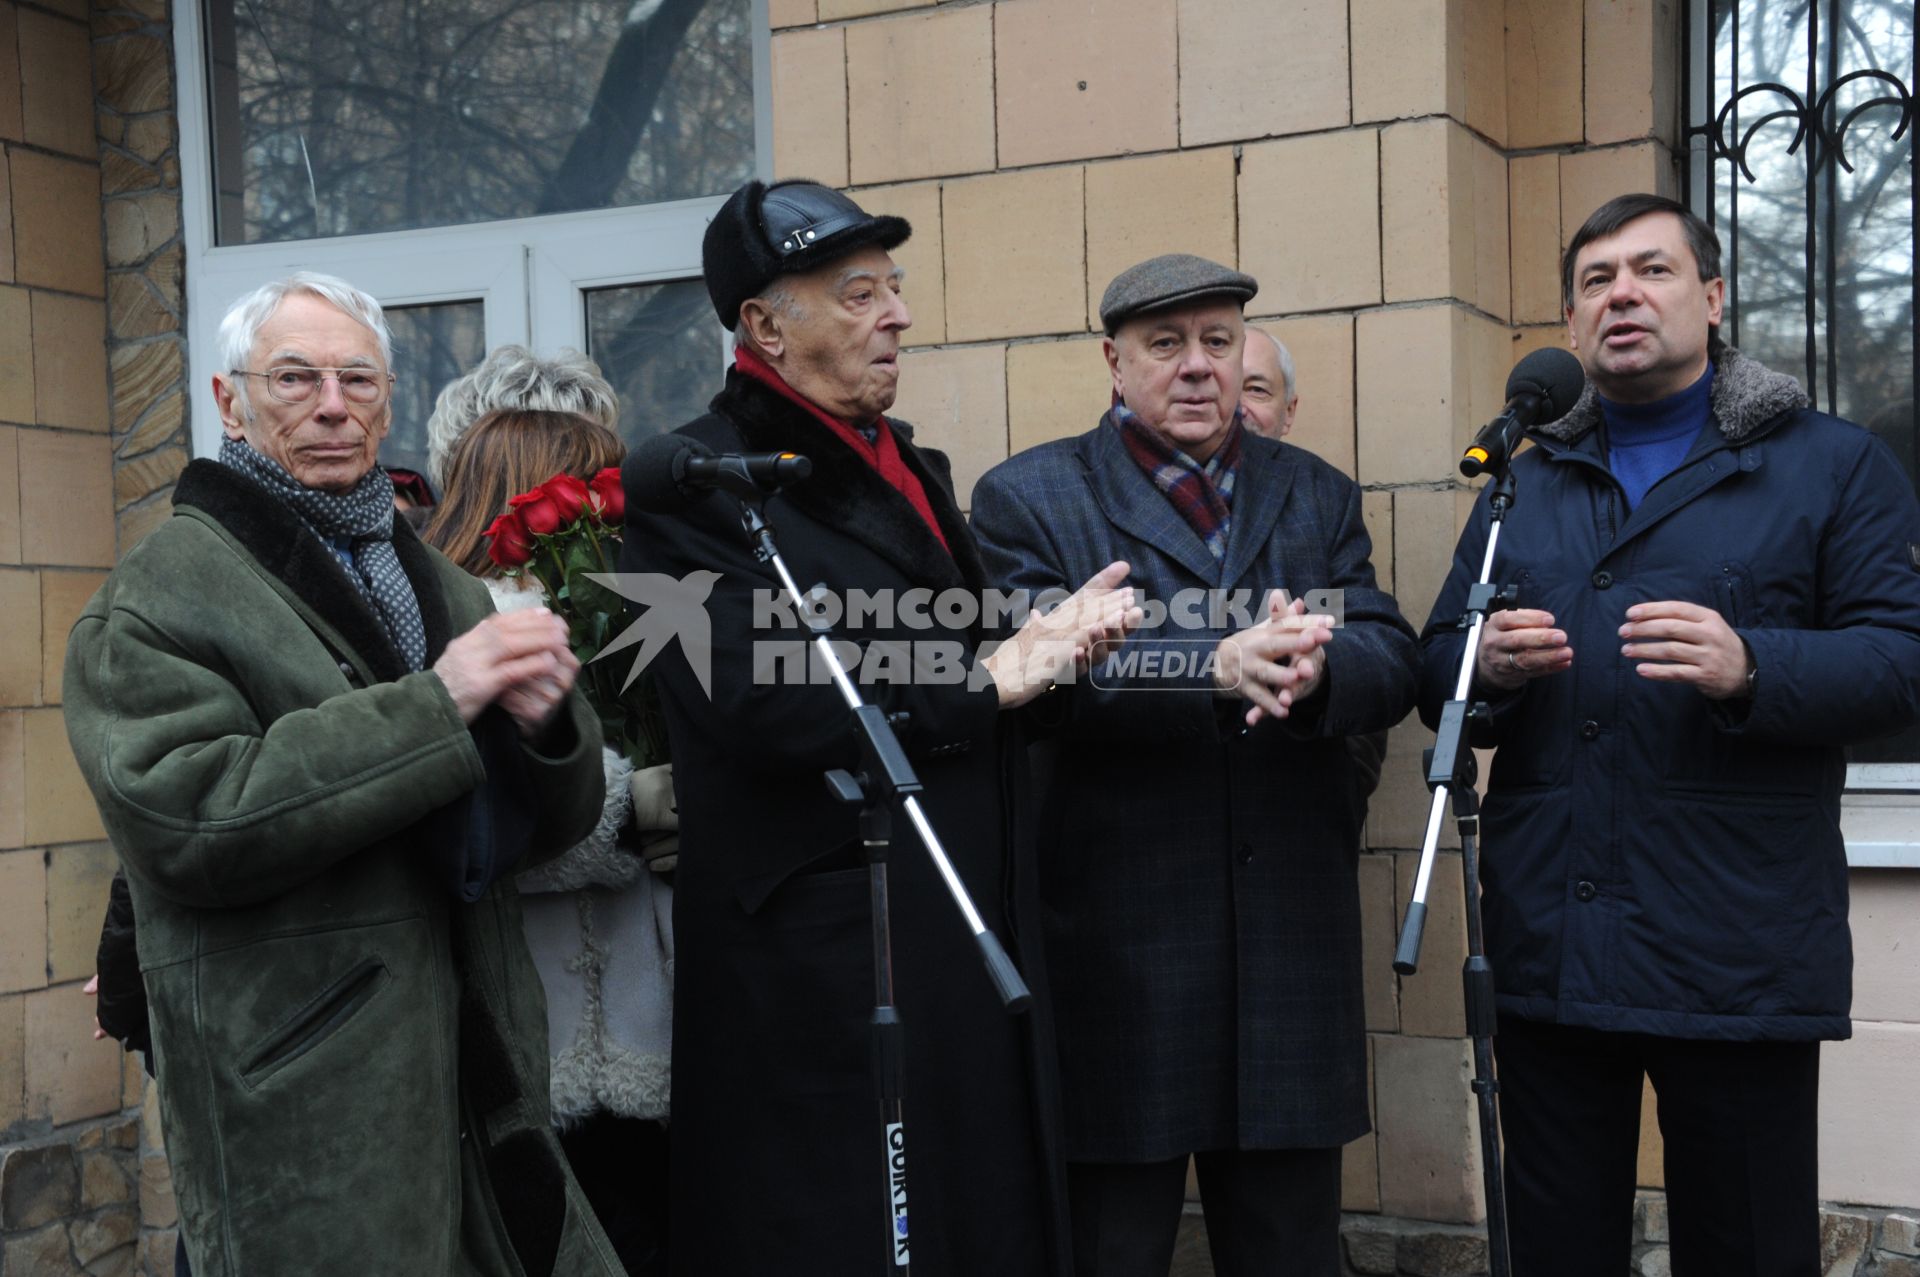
[
  {"xmin": 588, "ymin": 468, "xmax": 624, "ymax": 522},
  {"xmin": 544, "ymin": 473, "xmax": 592, "ymax": 524},
  {"xmin": 485, "ymin": 512, "xmax": 534, "ymax": 568},
  {"xmin": 508, "ymin": 487, "xmax": 562, "ymax": 535}
]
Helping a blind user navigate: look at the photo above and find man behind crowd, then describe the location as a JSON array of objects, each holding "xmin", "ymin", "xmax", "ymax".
[
  {"xmin": 62, "ymin": 273, "xmax": 626, "ymax": 1276},
  {"xmin": 620, "ymin": 179, "xmax": 1136, "ymax": 1276},
  {"xmin": 1419, "ymin": 194, "xmax": 1920, "ymax": 1275},
  {"xmin": 1238, "ymin": 326, "xmax": 1298, "ymax": 439},
  {"xmin": 971, "ymin": 254, "xmax": 1418, "ymax": 1277}
]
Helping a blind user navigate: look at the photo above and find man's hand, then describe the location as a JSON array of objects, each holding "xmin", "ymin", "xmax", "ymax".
[
  {"xmin": 1476, "ymin": 608, "xmax": 1573, "ymax": 692},
  {"xmin": 433, "ymin": 610, "xmax": 578, "ymax": 731},
  {"xmin": 983, "ymin": 561, "xmax": 1141, "ymax": 709},
  {"xmin": 83, "ymin": 973, "xmax": 106, "ymax": 1041},
  {"xmin": 498, "ymin": 643, "xmax": 582, "ymax": 738},
  {"xmin": 1619, "ymin": 600, "xmax": 1751, "ymax": 699},
  {"xmin": 1216, "ymin": 592, "xmax": 1336, "ymax": 726}
]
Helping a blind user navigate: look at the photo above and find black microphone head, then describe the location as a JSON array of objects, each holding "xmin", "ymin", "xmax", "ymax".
[
  {"xmin": 1506, "ymin": 347, "xmax": 1587, "ymax": 422},
  {"xmin": 625, "ymin": 432, "xmax": 714, "ymax": 515}
]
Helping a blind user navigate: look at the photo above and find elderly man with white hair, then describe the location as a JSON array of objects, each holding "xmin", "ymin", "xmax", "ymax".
[
  {"xmin": 62, "ymin": 272, "xmax": 626, "ymax": 1277},
  {"xmin": 1238, "ymin": 326, "xmax": 1298, "ymax": 439}
]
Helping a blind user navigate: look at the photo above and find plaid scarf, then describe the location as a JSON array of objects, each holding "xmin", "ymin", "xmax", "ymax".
[
  {"xmin": 1112, "ymin": 405, "xmax": 1242, "ymax": 560},
  {"xmin": 219, "ymin": 436, "xmax": 428, "ymax": 672}
]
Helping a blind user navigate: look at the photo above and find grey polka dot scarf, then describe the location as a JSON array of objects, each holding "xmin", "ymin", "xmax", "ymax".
[{"xmin": 219, "ymin": 436, "xmax": 428, "ymax": 673}]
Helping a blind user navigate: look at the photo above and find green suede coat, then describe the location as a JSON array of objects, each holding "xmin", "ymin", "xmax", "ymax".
[{"xmin": 62, "ymin": 460, "xmax": 624, "ymax": 1277}]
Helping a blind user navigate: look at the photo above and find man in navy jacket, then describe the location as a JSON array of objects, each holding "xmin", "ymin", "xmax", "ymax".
[{"xmin": 1419, "ymin": 194, "xmax": 1920, "ymax": 1276}]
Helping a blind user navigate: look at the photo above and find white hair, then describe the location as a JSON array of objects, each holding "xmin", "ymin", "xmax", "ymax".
[
  {"xmin": 218, "ymin": 273, "xmax": 393, "ymax": 419},
  {"xmin": 1249, "ymin": 326, "xmax": 1297, "ymax": 402},
  {"xmin": 424, "ymin": 345, "xmax": 621, "ymax": 484}
]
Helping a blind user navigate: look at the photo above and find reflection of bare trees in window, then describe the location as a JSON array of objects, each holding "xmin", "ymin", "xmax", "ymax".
[
  {"xmin": 209, "ymin": 0, "xmax": 754, "ymax": 244},
  {"xmin": 385, "ymin": 303, "xmax": 488, "ymax": 478},
  {"xmin": 1700, "ymin": 0, "xmax": 1913, "ymax": 441},
  {"xmin": 1697, "ymin": 0, "xmax": 1916, "ymax": 762},
  {"xmin": 585, "ymin": 281, "xmax": 720, "ymax": 441}
]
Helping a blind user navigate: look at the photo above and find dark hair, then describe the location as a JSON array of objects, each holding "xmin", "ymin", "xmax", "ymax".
[
  {"xmin": 1560, "ymin": 193, "xmax": 1723, "ymax": 311},
  {"xmin": 421, "ymin": 408, "xmax": 624, "ymax": 578}
]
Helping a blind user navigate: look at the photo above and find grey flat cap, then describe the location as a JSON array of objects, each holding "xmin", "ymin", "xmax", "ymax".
[{"xmin": 1099, "ymin": 253, "xmax": 1259, "ymax": 336}]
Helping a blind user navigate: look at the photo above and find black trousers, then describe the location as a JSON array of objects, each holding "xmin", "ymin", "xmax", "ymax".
[
  {"xmin": 559, "ymin": 1113, "xmax": 671, "ymax": 1277},
  {"xmin": 1067, "ymin": 1147, "xmax": 1341, "ymax": 1277},
  {"xmin": 1495, "ymin": 1016, "xmax": 1821, "ymax": 1277}
]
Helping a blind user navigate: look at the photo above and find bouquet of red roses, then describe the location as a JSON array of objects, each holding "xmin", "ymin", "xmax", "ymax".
[{"xmin": 484, "ymin": 469, "xmax": 670, "ymax": 770}]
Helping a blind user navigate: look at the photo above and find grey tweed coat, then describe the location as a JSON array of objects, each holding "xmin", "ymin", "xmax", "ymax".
[{"xmin": 971, "ymin": 419, "xmax": 1418, "ymax": 1162}]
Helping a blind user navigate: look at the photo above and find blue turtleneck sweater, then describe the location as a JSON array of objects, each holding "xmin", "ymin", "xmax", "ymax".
[{"xmin": 1599, "ymin": 364, "xmax": 1715, "ymax": 511}]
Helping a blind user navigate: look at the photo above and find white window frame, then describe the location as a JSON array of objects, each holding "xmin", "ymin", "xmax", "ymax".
[
  {"xmin": 174, "ymin": 0, "xmax": 771, "ymax": 461},
  {"xmin": 1685, "ymin": 0, "xmax": 1920, "ymax": 866}
]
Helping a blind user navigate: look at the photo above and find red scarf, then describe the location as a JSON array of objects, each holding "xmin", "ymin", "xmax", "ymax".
[{"xmin": 733, "ymin": 346, "xmax": 950, "ymax": 554}]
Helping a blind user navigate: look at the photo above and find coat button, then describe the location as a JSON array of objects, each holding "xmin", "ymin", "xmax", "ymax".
[
  {"xmin": 1238, "ymin": 843, "xmax": 1255, "ymax": 866},
  {"xmin": 1591, "ymin": 570, "xmax": 1614, "ymax": 589},
  {"xmin": 1580, "ymin": 720, "xmax": 1600, "ymax": 740},
  {"xmin": 1574, "ymin": 880, "xmax": 1598, "ymax": 902}
]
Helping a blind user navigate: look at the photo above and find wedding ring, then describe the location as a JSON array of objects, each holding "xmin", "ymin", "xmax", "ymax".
[{"xmin": 1507, "ymin": 649, "xmax": 1523, "ymax": 673}]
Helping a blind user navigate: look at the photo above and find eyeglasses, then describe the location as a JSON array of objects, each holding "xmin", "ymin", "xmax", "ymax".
[{"xmin": 233, "ymin": 366, "xmax": 395, "ymax": 405}]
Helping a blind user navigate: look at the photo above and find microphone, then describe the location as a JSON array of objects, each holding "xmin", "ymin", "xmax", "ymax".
[
  {"xmin": 1460, "ymin": 347, "xmax": 1587, "ymax": 478},
  {"xmin": 627, "ymin": 433, "xmax": 813, "ymax": 513}
]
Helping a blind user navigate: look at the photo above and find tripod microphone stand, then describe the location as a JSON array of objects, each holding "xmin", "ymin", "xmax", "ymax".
[
  {"xmin": 730, "ymin": 494, "xmax": 1032, "ymax": 1275},
  {"xmin": 1393, "ymin": 465, "xmax": 1520, "ymax": 1277}
]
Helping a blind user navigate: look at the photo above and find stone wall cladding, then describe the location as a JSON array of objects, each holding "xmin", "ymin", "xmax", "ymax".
[
  {"xmin": 0, "ymin": 1, "xmax": 181, "ymax": 1273},
  {"xmin": 0, "ymin": 1116, "xmax": 144, "ymax": 1277},
  {"xmin": 92, "ymin": 0, "xmax": 186, "ymax": 555}
]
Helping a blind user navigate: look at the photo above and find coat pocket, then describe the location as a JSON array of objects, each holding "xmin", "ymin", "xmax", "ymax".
[
  {"xmin": 239, "ymin": 957, "xmax": 390, "ymax": 1088},
  {"xmin": 1711, "ymin": 560, "xmax": 1757, "ymax": 627}
]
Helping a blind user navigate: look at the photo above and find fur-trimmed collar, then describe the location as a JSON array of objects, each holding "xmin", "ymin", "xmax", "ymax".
[
  {"xmin": 704, "ymin": 369, "xmax": 988, "ymax": 596},
  {"xmin": 1536, "ymin": 345, "xmax": 1810, "ymax": 446},
  {"xmin": 172, "ymin": 459, "xmax": 454, "ymax": 682}
]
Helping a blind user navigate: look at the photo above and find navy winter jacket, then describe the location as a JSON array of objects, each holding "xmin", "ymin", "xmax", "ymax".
[{"xmin": 1419, "ymin": 348, "xmax": 1920, "ymax": 1042}]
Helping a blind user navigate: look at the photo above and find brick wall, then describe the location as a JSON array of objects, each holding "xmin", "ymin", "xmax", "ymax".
[
  {"xmin": 771, "ymin": 0, "xmax": 1683, "ymax": 1226},
  {"xmin": 0, "ymin": 0, "xmax": 1911, "ymax": 1270},
  {"xmin": 1, "ymin": 1, "xmax": 183, "ymax": 1273}
]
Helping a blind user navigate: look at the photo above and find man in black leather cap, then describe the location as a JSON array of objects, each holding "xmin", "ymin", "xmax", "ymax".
[{"xmin": 621, "ymin": 178, "xmax": 1135, "ymax": 1276}]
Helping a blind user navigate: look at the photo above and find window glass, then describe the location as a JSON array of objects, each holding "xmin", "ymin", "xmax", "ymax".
[
  {"xmin": 383, "ymin": 300, "xmax": 487, "ymax": 485},
  {"xmin": 1702, "ymin": 0, "xmax": 1914, "ymax": 478},
  {"xmin": 585, "ymin": 280, "xmax": 725, "ymax": 444},
  {"xmin": 205, "ymin": 0, "xmax": 755, "ymax": 245}
]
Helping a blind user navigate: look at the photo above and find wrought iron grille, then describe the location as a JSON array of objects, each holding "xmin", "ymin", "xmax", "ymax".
[
  {"xmin": 1685, "ymin": 0, "xmax": 1914, "ymax": 476},
  {"xmin": 1685, "ymin": 1, "xmax": 1916, "ymax": 766}
]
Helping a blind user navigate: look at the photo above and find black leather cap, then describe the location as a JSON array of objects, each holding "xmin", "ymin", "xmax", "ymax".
[{"xmin": 702, "ymin": 180, "xmax": 912, "ymax": 330}]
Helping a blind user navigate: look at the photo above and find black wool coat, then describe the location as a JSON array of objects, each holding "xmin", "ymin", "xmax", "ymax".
[
  {"xmin": 619, "ymin": 370, "xmax": 1070, "ymax": 1277},
  {"xmin": 970, "ymin": 421, "xmax": 1419, "ymax": 1162}
]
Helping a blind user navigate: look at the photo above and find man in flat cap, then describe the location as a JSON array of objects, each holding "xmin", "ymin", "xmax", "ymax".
[
  {"xmin": 971, "ymin": 254, "xmax": 1418, "ymax": 1276},
  {"xmin": 620, "ymin": 179, "xmax": 1136, "ymax": 1276}
]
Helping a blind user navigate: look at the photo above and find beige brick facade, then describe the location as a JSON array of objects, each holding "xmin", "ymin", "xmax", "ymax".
[
  {"xmin": 0, "ymin": 0, "xmax": 1914, "ymax": 1267},
  {"xmin": 1, "ymin": 2, "xmax": 185, "ymax": 1269}
]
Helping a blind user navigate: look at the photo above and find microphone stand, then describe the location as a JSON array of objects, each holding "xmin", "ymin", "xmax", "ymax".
[
  {"xmin": 1393, "ymin": 465, "xmax": 1518, "ymax": 1277},
  {"xmin": 729, "ymin": 491, "xmax": 1033, "ymax": 1275}
]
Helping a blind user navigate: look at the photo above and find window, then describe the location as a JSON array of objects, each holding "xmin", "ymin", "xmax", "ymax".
[
  {"xmin": 1685, "ymin": 0, "xmax": 1918, "ymax": 850},
  {"xmin": 178, "ymin": 0, "xmax": 768, "ymax": 462}
]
